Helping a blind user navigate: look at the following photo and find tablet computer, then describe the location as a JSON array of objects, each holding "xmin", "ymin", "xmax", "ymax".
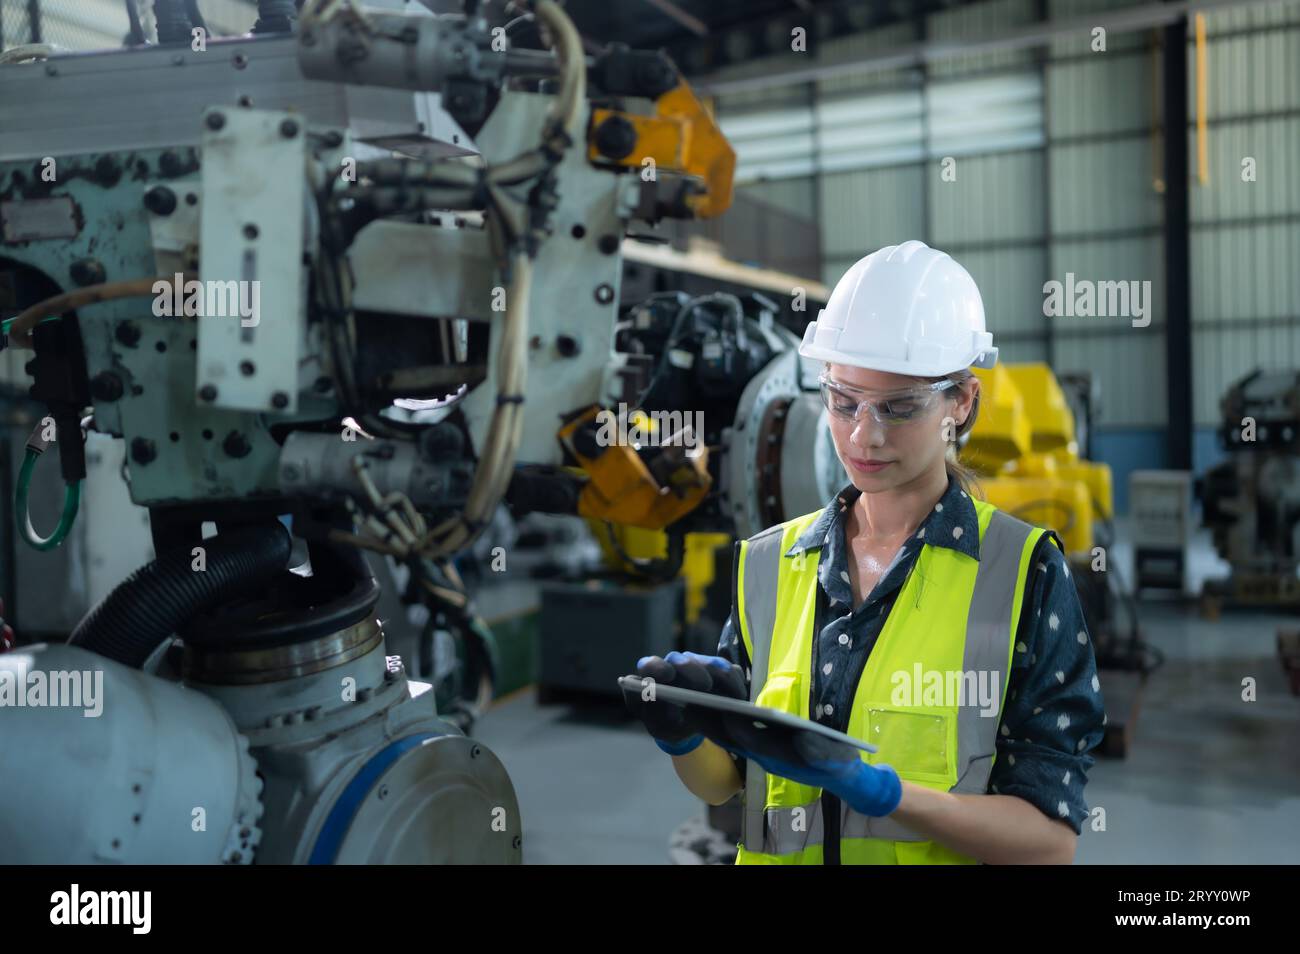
[{"xmin": 618, "ymin": 675, "xmax": 878, "ymax": 755}]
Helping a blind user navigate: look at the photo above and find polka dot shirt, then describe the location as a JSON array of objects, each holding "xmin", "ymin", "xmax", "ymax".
[{"xmin": 715, "ymin": 477, "xmax": 1107, "ymax": 834}]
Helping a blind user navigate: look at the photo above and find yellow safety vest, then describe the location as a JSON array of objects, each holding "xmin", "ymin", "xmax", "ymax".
[{"xmin": 733, "ymin": 498, "xmax": 1048, "ymax": 865}]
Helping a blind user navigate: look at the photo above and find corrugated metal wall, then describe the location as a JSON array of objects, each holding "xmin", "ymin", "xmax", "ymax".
[
  {"xmin": 1190, "ymin": 1, "xmax": 1300, "ymax": 426},
  {"xmin": 712, "ymin": 0, "xmax": 1300, "ymax": 443},
  {"xmin": 1046, "ymin": 0, "xmax": 1165, "ymax": 428}
]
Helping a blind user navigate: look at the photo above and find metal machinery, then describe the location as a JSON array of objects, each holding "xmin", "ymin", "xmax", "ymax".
[
  {"xmin": 539, "ymin": 282, "xmax": 837, "ymax": 697},
  {"xmin": 1130, "ymin": 469, "xmax": 1195, "ymax": 594},
  {"xmin": 0, "ymin": 0, "xmax": 839, "ymax": 863},
  {"xmin": 1201, "ymin": 369, "xmax": 1300, "ymax": 613}
]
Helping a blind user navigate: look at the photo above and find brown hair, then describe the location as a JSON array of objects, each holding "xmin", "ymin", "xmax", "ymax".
[{"xmin": 941, "ymin": 369, "xmax": 982, "ymax": 498}]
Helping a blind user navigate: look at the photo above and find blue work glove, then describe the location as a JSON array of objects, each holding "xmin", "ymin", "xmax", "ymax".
[
  {"xmin": 622, "ymin": 651, "xmax": 747, "ymax": 756},
  {"xmin": 713, "ymin": 712, "xmax": 903, "ymax": 817}
]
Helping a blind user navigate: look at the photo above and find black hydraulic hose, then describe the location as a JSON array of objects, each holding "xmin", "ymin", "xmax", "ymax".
[
  {"xmin": 184, "ymin": 0, "xmax": 208, "ymax": 35},
  {"xmin": 68, "ymin": 522, "xmax": 293, "ymax": 668},
  {"xmin": 253, "ymin": 0, "xmax": 297, "ymax": 34},
  {"xmin": 124, "ymin": 0, "xmax": 147, "ymax": 45},
  {"xmin": 153, "ymin": 0, "xmax": 193, "ymax": 44}
]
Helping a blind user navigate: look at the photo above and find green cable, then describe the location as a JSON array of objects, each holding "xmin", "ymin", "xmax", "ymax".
[
  {"xmin": 1, "ymin": 314, "xmax": 61, "ymax": 334},
  {"xmin": 16, "ymin": 447, "xmax": 81, "ymax": 551}
]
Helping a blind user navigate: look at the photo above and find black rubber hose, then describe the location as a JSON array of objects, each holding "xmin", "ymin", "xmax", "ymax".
[
  {"xmin": 68, "ymin": 522, "xmax": 293, "ymax": 668},
  {"xmin": 152, "ymin": 0, "xmax": 193, "ymax": 44},
  {"xmin": 253, "ymin": 0, "xmax": 297, "ymax": 34}
]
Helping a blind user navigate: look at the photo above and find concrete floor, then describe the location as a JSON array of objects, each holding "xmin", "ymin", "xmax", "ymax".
[{"xmin": 473, "ymin": 528, "xmax": 1300, "ymax": 864}]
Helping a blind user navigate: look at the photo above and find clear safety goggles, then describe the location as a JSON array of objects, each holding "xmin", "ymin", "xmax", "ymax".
[{"xmin": 818, "ymin": 373, "xmax": 956, "ymax": 426}]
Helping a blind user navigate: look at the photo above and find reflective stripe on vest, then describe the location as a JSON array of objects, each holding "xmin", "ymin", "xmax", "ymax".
[{"xmin": 734, "ymin": 501, "xmax": 1044, "ymax": 864}]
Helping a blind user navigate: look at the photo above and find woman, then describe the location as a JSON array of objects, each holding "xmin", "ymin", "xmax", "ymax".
[{"xmin": 626, "ymin": 241, "xmax": 1106, "ymax": 865}]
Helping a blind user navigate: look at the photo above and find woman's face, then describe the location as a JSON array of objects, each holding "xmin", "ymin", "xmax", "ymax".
[{"xmin": 824, "ymin": 362, "xmax": 978, "ymax": 494}]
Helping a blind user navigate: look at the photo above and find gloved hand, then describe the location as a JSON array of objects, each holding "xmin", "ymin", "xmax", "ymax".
[
  {"xmin": 623, "ymin": 651, "xmax": 747, "ymax": 756},
  {"xmin": 712, "ymin": 712, "xmax": 902, "ymax": 817}
]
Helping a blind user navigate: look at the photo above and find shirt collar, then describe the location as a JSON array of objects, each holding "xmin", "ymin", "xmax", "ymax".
[{"xmin": 784, "ymin": 475, "xmax": 981, "ymax": 561}]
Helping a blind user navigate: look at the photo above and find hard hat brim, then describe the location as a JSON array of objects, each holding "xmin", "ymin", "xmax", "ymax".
[{"xmin": 797, "ymin": 329, "xmax": 998, "ymax": 377}]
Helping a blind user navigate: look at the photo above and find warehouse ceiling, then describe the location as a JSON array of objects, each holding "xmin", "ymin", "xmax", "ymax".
[{"xmin": 506, "ymin": 0, "xmax": 993, "ymax": 76}]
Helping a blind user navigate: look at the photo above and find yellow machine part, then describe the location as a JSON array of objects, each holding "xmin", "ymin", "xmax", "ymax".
[
  {"xmin": 1001, "ymin": 450, "xmax": 1113, "ymax": 523},
  {"xmin": 557, "ymin": 405, "xmax": 711, "ymax": 530},
  {"xmin": 964, "ymin": 362, "xmax": 1111, "ymax": 554},
  {"xmin": 590, "ymin": 524, "xmax": 730, "ymax": 625},
  {"xmin": 1054, "ymin": 455, "xmax": 1113, "ymax": 523},
  {"xmin": 588, "ymin": 80, "xmax": 736, "ymax": 219},
  {"xmin": 978, "ymin": 476, "xmax": 1094, "ymax": 555},
  {"xmin": 965, "ymin": 364, "xmax": 1032, "ymax": 473},
  {"xmin": 1003, "ymin": 364, "xmax": 1077, "ymax": 454}
]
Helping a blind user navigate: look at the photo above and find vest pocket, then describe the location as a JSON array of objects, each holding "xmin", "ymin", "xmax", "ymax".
[{"xmin": 864, "ymin": 705, "xmax": 954, "ymax": 784}]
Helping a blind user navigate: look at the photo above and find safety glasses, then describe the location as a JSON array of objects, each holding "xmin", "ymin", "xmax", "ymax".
[{"xmin": 818, "ymin": 373, "xmax": 956, "ymax": 426}]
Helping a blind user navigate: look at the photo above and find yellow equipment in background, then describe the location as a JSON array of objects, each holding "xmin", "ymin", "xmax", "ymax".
[
  {"xmin": 555, "ymin": 405, "xmax": 723, "ymax": 625},
  {"xmin": 557, "ymin": 405, "xmax": 712, "ymax": 530},
  {"xmin": 964, "ymin": 363, "xmax": 1113, "ymax": 555},
  {"xmin": 588, "ymin": 78, "xmax": 736, "ymax": 219},
  {"xmin": 589, "ymin": 523, "xmax": 730, "ymax": 626}
]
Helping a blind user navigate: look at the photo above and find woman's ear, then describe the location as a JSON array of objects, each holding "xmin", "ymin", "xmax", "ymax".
[{"xmin": 957, "ymin": 377, "xmax": 980, "ymax": 426}]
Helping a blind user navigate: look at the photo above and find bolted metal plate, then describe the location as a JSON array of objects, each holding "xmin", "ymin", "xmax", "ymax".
[
  {"xmin": 333, "ymin": 734, "xmax": 522, "ymax": 864},
  {"xmin": 198, "ymin": 107, "xmax": 304, "ymax": 413}
]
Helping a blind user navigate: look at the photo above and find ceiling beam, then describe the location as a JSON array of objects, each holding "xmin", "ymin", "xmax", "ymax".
[
  {"xmin": 694, "ymin": 0, "xmax": 1275, "ymax": 95},
  {"xmin": 640, "ymin": 0, "xmax": 709, "ymax": 38}
]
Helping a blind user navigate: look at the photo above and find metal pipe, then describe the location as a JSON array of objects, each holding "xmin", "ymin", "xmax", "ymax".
[{"xmin": 1163, "ymin": 18, "xmax": 1193, "ymax": 472}]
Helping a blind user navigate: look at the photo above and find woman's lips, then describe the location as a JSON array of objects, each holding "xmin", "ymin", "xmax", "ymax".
[{"xmin": 850, "ymin": 458, "xmax": 893, "ymax": 473}]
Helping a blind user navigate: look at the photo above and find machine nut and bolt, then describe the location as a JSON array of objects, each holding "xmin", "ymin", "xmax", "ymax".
[
  {"xmin": 130, "ymin": 437, "xmax": 156, "ymax": 465},
  {"xmin": 69, "ymin": 258, "xmax": 106, "ymax": 286},
  {"xmin": 593, "ymin": 115, "xmax": 637, "ymax": 160},
  {"xmin": 222, "ymin": 431, "xmax": 252, "ymax": 459},
  {"xmin": 158, "ymin": 150, "xmax": 184, "ymax": 177},
  {"xmin": 143, "ymin": 185, "xmax": 178, "ymax": 216},
  {"xmin": 93, "ymin": 155, "xmax": 121, "ymax": 186},
  {"xmin": 199, "ymin": 384, "xmax": 218, "ymax": 402}
]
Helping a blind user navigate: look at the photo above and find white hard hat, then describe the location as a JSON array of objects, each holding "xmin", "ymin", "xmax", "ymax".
[{"xmin": 799, "ymin": 240, "xmax": 997, "ymax": 377}]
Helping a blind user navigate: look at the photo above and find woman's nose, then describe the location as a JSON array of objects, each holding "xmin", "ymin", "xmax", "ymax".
[{"xmin": 850, "ymin": 416, "xmax": 886, "ymax": 448}]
